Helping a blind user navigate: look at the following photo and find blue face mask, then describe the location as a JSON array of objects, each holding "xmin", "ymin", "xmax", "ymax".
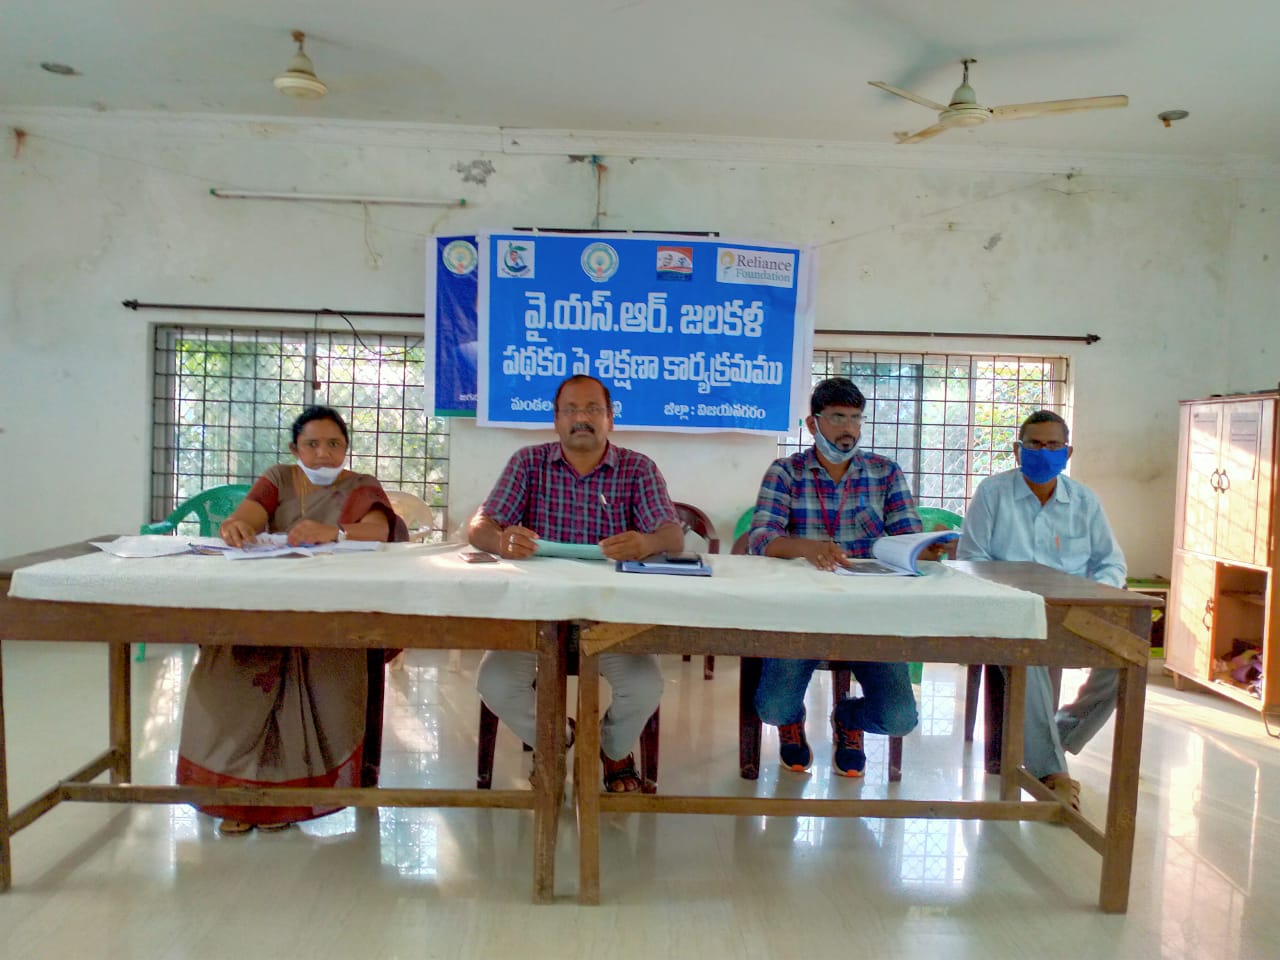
[
  {"xmin": 1019, "ymin": 446, "xmax": 1069, "ymax": 484},
  {"xmin": 813, "ymin": 426, "xmax": 857, "ymax": 464}
]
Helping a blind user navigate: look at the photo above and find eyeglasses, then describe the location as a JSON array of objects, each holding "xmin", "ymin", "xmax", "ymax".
[
  {"xmin": 815, "ymin": 412, "xmax": 863, "ymax": 427},
  {"xmin": 1018, "ymin": 439, "xmax": 1067, "ymax": 451},
  {"xmin": 558, "ymin": 404, "xmax": 609, "ymax": 418}
]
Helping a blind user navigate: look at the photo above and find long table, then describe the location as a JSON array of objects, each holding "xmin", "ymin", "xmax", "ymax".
[
  {"xmin": 3, "ymin": 544, "xmax": 1155, "ymax": 911},
  {"xmin": 0, "ymin": 540, "xmax": 572, "ymax": 901},
  {"xmin": 572, "ymin": 558, "xmax": 1156, "ymax": 913}
]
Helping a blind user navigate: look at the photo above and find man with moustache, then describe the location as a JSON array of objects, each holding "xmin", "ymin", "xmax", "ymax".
[
  {"xmin": 958, "ymin": 410, "xmax": 1126, "ymax": 811},
  {"xmin": 469, "ymin": 374, "xmax": 683, "ymax": 793},
  {"xmin": 748, "ymin": 377, "xmax": 934, "ymax": 777}
]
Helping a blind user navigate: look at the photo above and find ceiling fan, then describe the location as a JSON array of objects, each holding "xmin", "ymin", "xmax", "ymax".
[{"xmin": 869, "ymin": 59, "xmax": 1127, "ymax": 144}]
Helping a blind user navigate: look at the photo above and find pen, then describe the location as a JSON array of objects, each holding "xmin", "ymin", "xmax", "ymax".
[
  {"xmin": 599, "ymin": 493, "xmax": 609, "ymax": 508},
  {"xmin": 1055, "ymin": 536, "xmax": 1060, "ymax": 551}
]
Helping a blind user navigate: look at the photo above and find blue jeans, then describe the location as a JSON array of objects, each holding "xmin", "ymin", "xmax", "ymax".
[{"xmin": 755, "ymin": 659, "xmax": 918, "ymax": 735}]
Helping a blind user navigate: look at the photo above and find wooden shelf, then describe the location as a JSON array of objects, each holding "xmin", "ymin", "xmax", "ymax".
[{"xmin": 1220, "ymin": 590, "xmax": 1266, "ymax": 607}]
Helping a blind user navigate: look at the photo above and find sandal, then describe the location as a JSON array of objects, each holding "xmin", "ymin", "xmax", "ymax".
[
  {"xmin": 257, "ymin": 821, "xmax": 294, "ymax": 832},
  {"xmin": 218, "ymin": 818, "xmax": 254, "ymax": 835},
  {"xmin": 1041, "ymin": 773, "xmax": 1081, "ymax": 812},
  {"xmin": 601, "ymin": 750, "xmax": 642, "ymax": 793}
]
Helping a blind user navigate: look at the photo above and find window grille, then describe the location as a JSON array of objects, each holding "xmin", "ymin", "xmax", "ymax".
[
  {"xmin": 783, "ymin": 350, "xmax": 1069, "ymax": 514},
  {"xmin": 151, "ymin": 325, "xmax": 448, "ymax": 537}
]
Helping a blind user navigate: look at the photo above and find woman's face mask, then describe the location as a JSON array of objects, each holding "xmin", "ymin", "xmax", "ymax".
[
  {"xmin": 1018, "ymin": 445, "xmax": 1070, "ymax": 484},
  {"xmin": 291, "ymin": 417, "xmax": 349, "ymax": 486},
  {"xmin": 297, "ymin": 463, "xmax": 344, "ymax": 486}
]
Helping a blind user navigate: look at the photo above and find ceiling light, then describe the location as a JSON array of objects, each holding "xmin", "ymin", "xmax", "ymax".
[
  {"xmin": 1158, "ymin": 109, "xmax": 1189, "ymax": 128},
  {"xmin": 273, "ymin": 31, "xmax": 327, "ymax": 99},
  {"xmin": 40, "ymin": 62, "xmax": 80, "ymax": 76}
]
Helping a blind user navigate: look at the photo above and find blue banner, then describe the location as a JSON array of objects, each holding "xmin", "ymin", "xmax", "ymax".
[
  {"xmin": 424, "ymin": 235, "xmax": 479, "ymax": 416},
  {"xmin": 477, "ymin": 232, "xmax": 811, "ymax": 434}
]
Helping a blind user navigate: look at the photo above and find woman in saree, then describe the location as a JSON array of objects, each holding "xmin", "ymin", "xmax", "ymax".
[{"xmin": 176, "ymin": 405, "xmax": 397, "ymax": 835}]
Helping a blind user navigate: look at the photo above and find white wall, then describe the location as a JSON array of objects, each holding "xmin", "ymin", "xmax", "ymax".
[{"xmin": 2, "ymin": 112, "xmax": 1276, "ymax": 578}]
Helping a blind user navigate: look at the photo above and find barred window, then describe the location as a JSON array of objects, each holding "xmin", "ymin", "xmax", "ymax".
[
  {"xmin": 783, "ymin": 350, "xmax": 1070, "ymax": 514},
  {"xmin": 151, "ymin": 325, "xmax": 449, "ymax": 537}
]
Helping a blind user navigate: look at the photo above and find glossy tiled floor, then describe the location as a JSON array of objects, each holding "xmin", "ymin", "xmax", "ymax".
[{"xmin": 2, "ymin": 644, "xmax": 1278, "ymax": 959}]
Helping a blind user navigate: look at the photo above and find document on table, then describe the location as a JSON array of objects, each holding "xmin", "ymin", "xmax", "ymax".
[
  {"xmin": 531, "ymin": 540, "xmax": 607, "ymax": 561},
  {"xmin": 189, "ymin": 533, "xmax": 382, "ymax": 560},
  {"xmin": 91, "ymin": 535, "xmax": 196, "ymax": 559}
]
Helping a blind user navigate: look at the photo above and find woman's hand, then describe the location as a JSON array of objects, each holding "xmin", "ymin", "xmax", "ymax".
[
  {"xmin": 287, "ymin": 519, "xmax": 341, "ymax": 546},
  {"xmin": 220, "ymin": 518, "xmax": 259, "ymax": 548}
]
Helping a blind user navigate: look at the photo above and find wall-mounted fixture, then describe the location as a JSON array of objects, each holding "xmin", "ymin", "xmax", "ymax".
[
  {"xmin": 1158, "ymin": 109, "xmax": 1189, "ymax": 128},
  {"xmin": 40, "ymin": 62, "xmax": 80, "ymax": 76},
  {"xmin": 210, "ymin": 188, "xmax": 466, "ymax": 208},
  {"xmin": 273, "ymin": 31, "xmax": 327, "ymax": 99}
]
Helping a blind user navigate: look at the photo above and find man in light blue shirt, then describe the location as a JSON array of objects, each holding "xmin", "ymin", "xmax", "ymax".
[{"xmin": 957, "ymin": 410, "xmax": 1126, "ymax": 810}]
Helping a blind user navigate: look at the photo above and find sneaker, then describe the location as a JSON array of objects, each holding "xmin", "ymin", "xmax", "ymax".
[
  {"xmin": 831, "ymin": 714, "xmax": 866, "ymax": 778},
  {"xmin": 777, "ymin": 721, "xmax": 813, "ymax": 771}
]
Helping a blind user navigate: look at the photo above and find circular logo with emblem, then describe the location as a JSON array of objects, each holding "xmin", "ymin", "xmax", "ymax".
[
  {"xmin": 581, "ymin": 242, "xmax": 620, "ymax": 282},
  {"xmin": 442, "ymin": 239, "xmax": 478, "ymax": 275},
  {"xmin": 719, "ymin": 250, "xmax": 736, "ymax": 269}
]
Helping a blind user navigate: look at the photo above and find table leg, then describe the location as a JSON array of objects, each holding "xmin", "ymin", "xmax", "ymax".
[
  {"xmin": 576, "ymin": 648, "xmax": 602, "ymax": 905},
  {"xmin": 532, "ymin": 622, "xmax": 564, "ymax": 903},
  {"xmin": 1, "ymin": 641, "xmax": 11, "ymax": 891},
  {"xmin": 1000, "ymin": 665, "xmax": 1026, "ymax": 802},
  {"xmin": 1099, "ymin": 656, "xmax": 1147, "ymax": 913},
  {"xmin": 108, "ymin": 642, "xmax": 131, "ymax": 784}
]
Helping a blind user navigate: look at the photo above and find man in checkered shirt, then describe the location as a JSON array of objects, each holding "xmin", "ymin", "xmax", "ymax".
[
  {"xmin": 749, "ymin": 377, "xmax": 934, "ymax": 778},
  {"xmin": 469, "ymin": 374, "xmax": 683, "ymax": 793}
]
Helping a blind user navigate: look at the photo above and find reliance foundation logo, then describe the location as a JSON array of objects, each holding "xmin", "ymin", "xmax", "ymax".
[{"xmin": 716, "ymin": 247, "xmax": 795, "ymax": 288}]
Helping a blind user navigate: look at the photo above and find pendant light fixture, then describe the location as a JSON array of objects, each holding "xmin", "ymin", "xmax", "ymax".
[{"xmin": 273, "ymin": 30, "xmax": 327, "ymax": 99}]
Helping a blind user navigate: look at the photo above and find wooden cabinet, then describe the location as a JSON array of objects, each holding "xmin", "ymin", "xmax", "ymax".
[{"xmin": 1167, "ymin": 392, "xmax": 1280, "ymax": 720}]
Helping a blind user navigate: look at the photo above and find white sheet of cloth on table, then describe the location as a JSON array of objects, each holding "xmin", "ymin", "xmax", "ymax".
[{"xmin": 9, "ymin": 549, "xmax": 1046, "ymax": 640}]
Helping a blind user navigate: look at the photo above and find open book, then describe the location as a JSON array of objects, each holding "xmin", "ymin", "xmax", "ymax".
[{"xmin": 834, "ymin": 530, "xmax": 958, "ymax": 577}]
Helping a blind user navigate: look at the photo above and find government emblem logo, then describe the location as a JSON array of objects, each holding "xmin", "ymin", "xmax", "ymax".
[
  {"xmin": 580, "ymin": 242, "xmax": 620, "ymax": 282},
  {"xmin": 442, "ymin": 239, "xmax": 477, "ymax": 275}
]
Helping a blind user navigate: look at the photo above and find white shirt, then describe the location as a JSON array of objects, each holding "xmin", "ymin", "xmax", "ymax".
[{"xmin": 956, "ymin": 469, "xmax": 1126, "ymax": 588}]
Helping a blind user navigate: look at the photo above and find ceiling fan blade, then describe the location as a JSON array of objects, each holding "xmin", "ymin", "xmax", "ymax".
[
  {"xmin": 895, "ymin": 123, "xmax": 950, "ymax": 144},
  {"xmin": 990, "ymin": 95, "xmax": 1128, "ymax": 121},
  {"xmin": 868, "ymin": 81, "xmax": 948, "ymax": 113}
]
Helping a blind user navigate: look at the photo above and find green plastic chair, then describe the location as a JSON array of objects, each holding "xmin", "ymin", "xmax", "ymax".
[
  {"xmin": 136, "ymin": 484, "xmax": 250, "ymax": 660},
  {"xmin": 917, "ymin": 506, "xmax": 964, "ymax": 531},
  {"xmin": 140, "ymin": 483, "xmax": 251, "ymax": 537}
]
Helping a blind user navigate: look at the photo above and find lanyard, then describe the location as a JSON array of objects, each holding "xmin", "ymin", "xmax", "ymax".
[{"xmin": 813, "ymin": 468, "xmax": 856, "ymax": 542}]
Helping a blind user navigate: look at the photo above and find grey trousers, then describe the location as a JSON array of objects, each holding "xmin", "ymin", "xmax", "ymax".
[
  {"xmin": 476, "ymin": 650, "xmax": 664, "ymax": 761},
  {"xmin": 1022, "ymin": 666, "xmax": 1120, "ymax": 779}
]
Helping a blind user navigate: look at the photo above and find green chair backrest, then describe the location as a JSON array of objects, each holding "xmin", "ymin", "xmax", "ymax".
[
  {"xmin": 917, "ymin": 506, "xmax": 963, "ymax": 531},
  {"xmin": 141, "ymin": 483, "xmax": 252, "ymax": 537},
  {"xmin": 733, "ymin": 507, "xmax": 754, "ymax": 542}
]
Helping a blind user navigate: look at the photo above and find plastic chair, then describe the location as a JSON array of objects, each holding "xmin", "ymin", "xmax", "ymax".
[
  {"xmin": 674, "ymin": 502, "xmax": 719, "ymax": 679},
  {"xmin": 385, "ymin": 489, "xmax": 435, "ymax": 542},
  {"xmin": 917, "ymin": 506, "xmax": 963, "ymax": 531},
  {"xmin": 140, "ymin": 483, "xmax": 252, "ymax": 536},
  {"xmin": 732, "ymin": 533, "xmax": 905, "ymax": 781},
  {"xmin": 733, "ymin": 507, "xmax": 754, "ymax": 544},
  {"xmin": 135, "ymin": 484, "xmax": 250, "ymax": 660},
  {"xmin": 477, "ymin": 624, "xmax": 661, "ymax": 791}
]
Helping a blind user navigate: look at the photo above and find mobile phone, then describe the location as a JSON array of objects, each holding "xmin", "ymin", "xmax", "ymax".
[
  {"xmin": 661, "ymin": 552, "xmax": 702, "ymax": 565},
  {"xmin": 461, "ymin": 550, "xmax": 499, "ymax": 563}
]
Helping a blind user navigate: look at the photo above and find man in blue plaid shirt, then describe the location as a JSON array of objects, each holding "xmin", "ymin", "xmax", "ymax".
[{"xmin": 749, "ymin": 377, "xmax": 932, "ymax": 777}]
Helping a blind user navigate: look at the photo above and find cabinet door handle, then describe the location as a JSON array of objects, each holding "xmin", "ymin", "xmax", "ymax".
[
  {"xmin": 1203, "ymin": 598, "xmax": 1214, "ymax": 629},
  {"xmin": 1218, "ymin": 470, "xmax": 1230, "ymax": 492},
  {"xmin": 1209, "ymin": 469, "xmax": 1222, "ymax": 491}
]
